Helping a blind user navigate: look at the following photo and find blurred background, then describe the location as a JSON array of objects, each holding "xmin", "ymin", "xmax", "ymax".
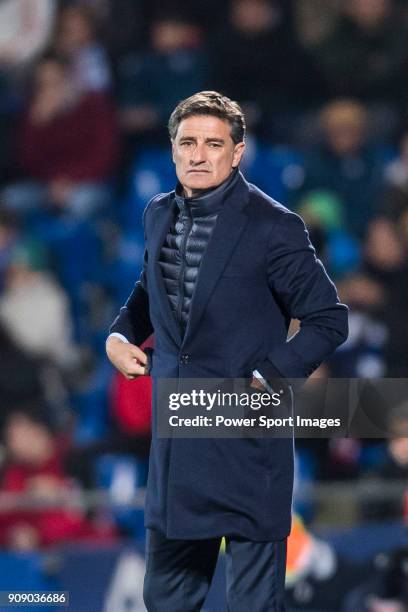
[{"xmin": 0, "ymin": 0, "xmax": 407, "ymax": 610}]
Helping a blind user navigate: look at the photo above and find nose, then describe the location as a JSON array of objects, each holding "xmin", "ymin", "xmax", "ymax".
[{"xmin": 190, "ymin": 143, "xmax": 206, "ymax": 165}]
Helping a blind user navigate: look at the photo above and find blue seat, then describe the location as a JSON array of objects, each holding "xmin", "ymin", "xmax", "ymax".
[
  {"xmin": 121, "ymin": 148, "xmax": 176, "ymax": 231},
  {"xmin": 104, "ymin": 230, "xmax": 145, "ymax": 305},
  {"xmin": 327, "ymin": 230, "xmax": 361, "ymax": 279},
  {"xmin": 94, "ymin": 454, "xmax": 147, "ymax": 538},
  {"xmin": 29, "ymin": 214, "xmax": 103, "ymax": 343},
  {"xmin": 72, "ymin": 360, "xmax": 113, "ymax": 443},
  {"xmin": 0, "ymin": 552, "xmax": 58, "ymax": 612},
  {"xmin": 243, "ymin": 142, "xmax": 305, "ymax": 205},
  {"xmin": 57, "ymin": 541, "xmax": 145, "ymax": 612}
]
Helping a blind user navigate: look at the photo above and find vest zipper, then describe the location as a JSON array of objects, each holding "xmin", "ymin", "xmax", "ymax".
[{"xmin": 177, "ymin": 207, "xmax": 193, "ymax": 327}]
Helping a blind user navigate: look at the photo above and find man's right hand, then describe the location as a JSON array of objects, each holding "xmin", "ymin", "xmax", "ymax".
[{"xmin": 106, "ymin": 336, "xmax": 147, "ymax": 380}]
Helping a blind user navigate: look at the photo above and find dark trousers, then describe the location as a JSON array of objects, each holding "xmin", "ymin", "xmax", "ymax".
[{"xmin": 143, "ymin": 528, "xmax": 287, "ymax": 611}]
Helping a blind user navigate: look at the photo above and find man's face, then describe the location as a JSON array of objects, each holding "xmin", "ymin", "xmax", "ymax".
[{"xmin": 172, "ymin": 115, "xmax": 245, "ymax": 197}]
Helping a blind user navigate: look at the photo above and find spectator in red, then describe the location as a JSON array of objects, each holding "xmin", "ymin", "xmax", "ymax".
[
  {"xmin": 110, "ymin": 372, "xmax": 152, "ymax": 440},
  {"xmin": 2, "ymin": 53, "xmax": 119, "ymax": 220},
  {"xmin": 0, "ymin": 408, "xmax": 116, "ymax": 550}
]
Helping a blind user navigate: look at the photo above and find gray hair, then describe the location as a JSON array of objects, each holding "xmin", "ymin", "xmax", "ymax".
[{"xmin": 168, "ymin": 91, "xmax": 246, "ymax": 144}]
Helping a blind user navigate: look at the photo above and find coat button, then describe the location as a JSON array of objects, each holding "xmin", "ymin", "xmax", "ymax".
[{"xmin": 180, "ymin": 354, "xmax": 191, "ymax": 364}]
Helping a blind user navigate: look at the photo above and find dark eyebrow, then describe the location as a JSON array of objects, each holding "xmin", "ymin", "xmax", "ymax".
[{"xmin": 178, "ymin": 136, "xmax": 225, "ymax": 144}]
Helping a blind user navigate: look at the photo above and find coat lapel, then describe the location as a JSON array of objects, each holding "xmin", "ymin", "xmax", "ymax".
[
  {"xmin": 183, "ymin": 173, "xmax": 250, "ymax": 344},
  {"xmin": 149, "ymin": 195, "xmax": 183, "ymax": 347}
]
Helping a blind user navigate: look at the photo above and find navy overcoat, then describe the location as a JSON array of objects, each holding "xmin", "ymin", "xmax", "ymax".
[{"xmin": 110, "ymin": 171, "xmax": 348, "ymax": 541}]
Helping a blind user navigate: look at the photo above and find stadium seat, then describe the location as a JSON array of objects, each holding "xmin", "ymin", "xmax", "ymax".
[
  {"xmin": 72, "ymin": 360, "xmax": 113, "ymax": 443},
  {"xmin": 94, "ymin": 454, "xmax": 147, "ymax": 538},
  {"xmin": 0, "ymin": 552, "xmax": 59, "ymax": 612},
  {"xmin": 121, "ymin": 148, "xmax": 176, "ymax": 231},
  {"xmin": 242, "ymin": 141, "xmax": 305, "ymax": 205}
]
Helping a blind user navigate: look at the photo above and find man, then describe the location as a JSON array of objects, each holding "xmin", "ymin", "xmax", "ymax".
[{"xmin": 106, "ymin": 91, "xmax": 348, "ymax": 611}]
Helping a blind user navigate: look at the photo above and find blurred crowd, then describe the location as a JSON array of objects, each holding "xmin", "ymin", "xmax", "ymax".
[{"xmin": 0, "ymin": 0, "xmax": 407, "ymax": 606}]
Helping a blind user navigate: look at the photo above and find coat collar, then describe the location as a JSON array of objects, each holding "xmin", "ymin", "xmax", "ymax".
[{"xmin": 174, "ymin": 167, "xmax": 240, "ymax": 218}]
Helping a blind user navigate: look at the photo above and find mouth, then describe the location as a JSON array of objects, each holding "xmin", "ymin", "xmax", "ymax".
[{"xmin": 188, "ymin": 169, "xmax": 210, "ymax": 174}]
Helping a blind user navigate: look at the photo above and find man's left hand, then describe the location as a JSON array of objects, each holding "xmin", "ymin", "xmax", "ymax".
[{"xmin": 250, "ymin": 377, "xmax": 267, "ymax": 390}]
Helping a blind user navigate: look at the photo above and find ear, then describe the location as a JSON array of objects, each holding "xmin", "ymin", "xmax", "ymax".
[
  {"xmin": 171, "ymin": 140, "xmax": 176, "ymax": 164},
  {"xmin": 232, "ymin": 141, "xmax": 245, "ymax": 168}
]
